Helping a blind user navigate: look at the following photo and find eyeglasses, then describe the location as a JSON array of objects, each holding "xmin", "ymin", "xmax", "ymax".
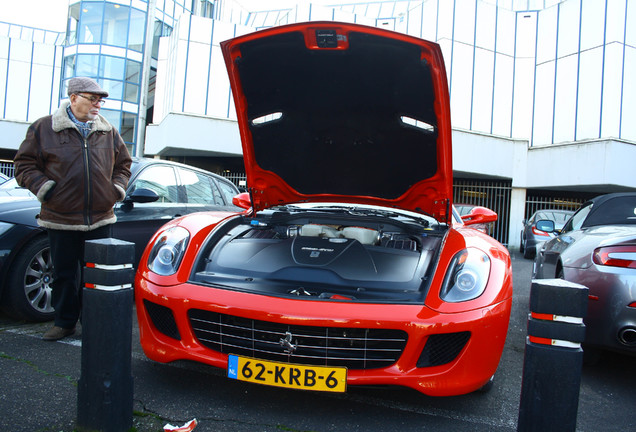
[{"xmin": 76, "ymin": 93, "xmax": 106, "ymax": 106}]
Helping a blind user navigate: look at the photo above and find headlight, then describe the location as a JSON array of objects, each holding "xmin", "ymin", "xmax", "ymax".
[
  {"xmin": 147, "ymin": 226, "xmax": 190, "ymax": 276},
  {"xmin": 440, "ymin": 248, "xmax": 490, "ymax": 302}
]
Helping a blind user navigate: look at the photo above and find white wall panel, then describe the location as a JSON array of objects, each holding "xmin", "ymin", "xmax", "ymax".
[
  {"xmin": 579, "ymin": 0, "xmax": 605, "ymax": 52},
  {"xmin": 620, "ymin": 46, "xmax": 636, "ymax": 139},
  {"xmin": 471, "ymin": 47, "xmax": 495, "ymax": 133},
  {"xmin": 491, "ymin": 53, "xmax": 514, "ymax": 137},
  {"xmin": 576, "ymin": 48, "xmax": 603, "ymax": 141},
  {"xmin": 496, "ymin": 8, "xmax": 516, "ymax": 56},
  {"xmin": 532, "ymin": 61, "xmax": 555, "ymax": 145},
  {"xmin": 511, "ymin": 57, "xmax": 534, "ymax": 139},
  {"xmin": 605, "ymin": 0, "xmax": 626, "ymax": 45},
  {"xmin": 454, "ymin": 0, "xmax": 477, "ymax": 45},
  {"xmin": 206, "ymin": 45, "xmax": 232, "ymax": 119},
  {"xmin": 5, "ymin": 59, "xmax": 30, "ymax": 120},
  {"xmin": 28, "ymin": 64, "xmax": 55, "ymax": 122},
  {"xmin": 450, "ymin": 42, "xmax": 474, "ymax": 129},
  {"xmin": 600, "ymin": 44, "xmax": 623, "ymax": 139},
  {"xmin": 557, "ymin": 0, "xmax": 580, "ymax": 58},
  {"xmin": 536, "ymin": 6, "xmax": 557, "ymax": 65},
  {"xmin": 553, "ymin": 54, "xmax": 577, "ymax": 143},
  {"xmin": 183, "ymin": 40, "xmax": 211, "ymax": 114},
  {"xmin": 475, "ymin": 1, "xmax": 496, "ymax": 50}
]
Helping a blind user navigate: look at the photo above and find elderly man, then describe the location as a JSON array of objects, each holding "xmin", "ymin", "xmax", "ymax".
[{"xmin": 14, "ymin": 77, "xmax": 132, "ymax": 341}]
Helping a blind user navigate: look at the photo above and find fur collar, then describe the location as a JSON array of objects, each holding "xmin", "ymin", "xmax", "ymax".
[{"xmin": 52, "ymin": 101, "xmax": 113, "ymax": 134}]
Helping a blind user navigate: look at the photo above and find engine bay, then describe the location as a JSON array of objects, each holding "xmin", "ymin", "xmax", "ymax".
[{"xmin": 191, "ymin": 207, "xmax": 445, "ymax": 303}]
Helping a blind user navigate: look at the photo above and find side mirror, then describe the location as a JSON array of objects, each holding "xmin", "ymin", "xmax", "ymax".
[
  {"xmin": 461, "ymin": 206, "xmax": 498, "ymax": 226},
  {"xmin": 124, "ymin": 188, "xmax": 160, "ymax": 204},
  {"xmin": 535, "ymin": 219, "xmax": 555, "ymax": 233},
  {"xmin": 232, "ymin": 192, "xmax": 252, "ymax": 210}
]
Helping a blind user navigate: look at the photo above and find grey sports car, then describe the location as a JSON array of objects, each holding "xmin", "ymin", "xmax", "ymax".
[
  {"xmin": 520, "ymin": 208, "xmax": 573, "ymax": 259},
  {"xmin": 532, "ymin": 192, "xmax": 636, "ymax": 357}
]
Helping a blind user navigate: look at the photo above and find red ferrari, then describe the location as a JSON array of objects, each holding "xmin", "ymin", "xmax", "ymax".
[{"xmin": 135, "ymin": 22, "xmax": 513, "ymax": 396}]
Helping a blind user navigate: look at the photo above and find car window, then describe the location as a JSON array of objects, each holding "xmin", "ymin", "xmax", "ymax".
[
  {"xmin": 178, "ymin": 167, "xmax": 225, "ymax": 206},
  {"xmin": 549, "ymin": 211, "xmax": 572, "ymax": 223},
  {"xmin": 217, "ymin": 180, "xmax": 238, "ymax": 204},
  {"xmin": 562, "ymin": 203, "xmax": 592, "ymax": 233},
  {"xmin": 132, "ymin": 165, "xmax": 181, "ymax": 203}
]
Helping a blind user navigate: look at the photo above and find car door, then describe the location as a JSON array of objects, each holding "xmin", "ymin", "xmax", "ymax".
[
  {"xmin": 113, "ymin": 163, "xmax": 187, "ymax": 264},
  {"xmin": 536, "ymin": 203, "xmax": 592, "ymax": 278}
]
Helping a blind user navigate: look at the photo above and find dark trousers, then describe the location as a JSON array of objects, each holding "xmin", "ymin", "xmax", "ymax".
[{"xmin": 48, "ymin": 225, "xmax": 112, "ymax": 328}]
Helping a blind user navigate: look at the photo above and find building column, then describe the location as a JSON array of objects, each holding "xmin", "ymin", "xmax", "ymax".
[{"xmin": 508, "ymin": 187, "xmax": 527, "ymax": 252}]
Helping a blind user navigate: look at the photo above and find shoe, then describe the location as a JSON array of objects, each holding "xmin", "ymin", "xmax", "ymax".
[{"xmin": 42, "ymin": 326, "xmax": 76, "ymax": 341}]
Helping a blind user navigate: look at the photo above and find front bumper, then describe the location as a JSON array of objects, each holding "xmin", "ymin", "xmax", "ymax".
[{"xmin": 135, "ymin": 277, "xmax": 512, "ymax": 396}]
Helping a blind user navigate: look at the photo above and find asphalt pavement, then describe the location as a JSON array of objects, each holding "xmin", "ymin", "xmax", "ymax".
[{"xmin": 1, "ymin": 251, "xmax": 634, "ymax": 432}]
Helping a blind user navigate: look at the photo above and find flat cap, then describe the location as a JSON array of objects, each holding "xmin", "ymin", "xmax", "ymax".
[{"xmin": 67, "ymin": 77, "xmax": 109, "ymax": 97}]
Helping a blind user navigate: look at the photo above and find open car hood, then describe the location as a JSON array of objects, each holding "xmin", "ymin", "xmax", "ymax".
[{"xmin": 221, "ymin": 22, "xmax": 453, "ymax": 221}]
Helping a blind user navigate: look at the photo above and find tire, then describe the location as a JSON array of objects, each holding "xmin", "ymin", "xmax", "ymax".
[
  {"xmin": 0, "ymin": 236, "xmax": 55, "ymax": 322},
  {"xmin": 519, "ymin": 234, "xmax": 524, "ymax": 253},
  {"xmin": 523, "ymin": 238, "xmax": 535, "ymax": 259}
]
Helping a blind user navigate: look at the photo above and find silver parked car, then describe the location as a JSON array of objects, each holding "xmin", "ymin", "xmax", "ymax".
[
  {"xmin": 520, "ymin": 209, "xmax": 574, "ymax": 259},
  {"xmin": 532, "ymin": 193, "xmax": 636, "ymax": 358}
]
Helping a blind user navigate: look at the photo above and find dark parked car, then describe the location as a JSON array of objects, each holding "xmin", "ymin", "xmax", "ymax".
[
  {"xmin": 520, "ymin": 209, "xmax": 574, "ymax": 259},
  {"xmin": 0, "ymin": 157, "xmax": 240, "ymax": 322},
  {"xmin": 532, "ymin": 193, "xmax": 636, "ymax": 357}
]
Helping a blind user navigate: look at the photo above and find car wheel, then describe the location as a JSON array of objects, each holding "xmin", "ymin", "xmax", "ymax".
[
  {"xmin": 0, "ymin": 236, "xmax": 55, "ymax": 322},
  {"xmin": 523, "ymin": 238, "xmax": 535, "ymax": 259},
  {"xmin": 519, "ymin": 234, "xmax": 524, "ymax": 253}
]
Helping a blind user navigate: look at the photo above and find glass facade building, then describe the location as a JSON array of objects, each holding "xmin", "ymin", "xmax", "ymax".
[{"xmin": 60, "ymin": 0, "xmax": 195, "ymax": 153}]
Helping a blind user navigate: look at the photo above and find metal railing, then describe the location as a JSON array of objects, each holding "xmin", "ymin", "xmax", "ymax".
[
  {"xmin": 524, "ymin": 196, "xmax": 585, "ymax": 220},
  {"xmin": 0, "ymin": 160, "xmax": 15, "ymax": 178},
  {"xmin": 454, "ymin": 179, "xmax": 512, "ymax": 246}
]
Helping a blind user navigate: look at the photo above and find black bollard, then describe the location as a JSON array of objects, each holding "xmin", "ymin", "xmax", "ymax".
[
  {"xmin": 517, "ymin": 278, "xmax": 588, "ymax": 432},
  {"xmin": 77, "ymin": 238, "xmax": 136, "ymax": 432}
]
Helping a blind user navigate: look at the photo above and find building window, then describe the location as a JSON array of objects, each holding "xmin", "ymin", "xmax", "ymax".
[
  {"xmin": 76, "ymin": 54, "xmax": 100, "ymax": 77},
  {"xmin": 67, "ymin": 3, "xmax": 80, "ymax": 45},
  {"xmin": 152, "ymin": 20, "xmax": 173, "ymax": 59},
  {"xmin": 103, "ymin": 2, "xmax": 130, "ymax": 48},
  {"xmin": 121, "ymin": 112, "xmax": 136, "ymax": 144},
  {"xmin": 100, "ymin": 56, "xmax": 126, "ymax": 81},
  {"xmin": 126, "ymin": 60, "xmax": 142, "ymax": 84},
  {"xmin": 101, "ymin": 79, "xmax": 124, "ymax": 100},
  {"xmin": 78, "ymin": 2, "xmax": 104, "ymax": 44},
  {"xmin": 129, "ymin": 7, "xmax": 146, "ymax": 52},
  {"xmin": 124, "ymin": 82, "xmax": 139, "ymax": 103}
]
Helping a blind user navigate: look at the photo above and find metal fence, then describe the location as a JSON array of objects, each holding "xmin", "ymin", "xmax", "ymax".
[
  {"xmin": 0, "ymin": 160, "xmax": 15, "ymax": 178},
  {"xmin": 220, "ymin": 172, "xmax": 247, "ymax": 190},
  {"xmin": 523, "ymin": 193, "xmax": 592, "ymax": 221},
  {"xmin": 453, "ymin": 179, "xmax": 512, "ymax": 246}
]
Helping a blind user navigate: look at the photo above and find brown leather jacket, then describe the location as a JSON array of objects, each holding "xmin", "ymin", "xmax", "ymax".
[{"xmin": 14, "ymin": 102, "xmax": 132, "ymax": 231}]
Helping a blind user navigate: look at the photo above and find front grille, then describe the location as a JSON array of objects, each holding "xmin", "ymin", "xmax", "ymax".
[
  {"xmin": 188, "ymin": 309, "xmax": 408, "ymax": 370},
  {"xmin": 416, "ymin": 331, "xmax": 471, "ymax": 367}
]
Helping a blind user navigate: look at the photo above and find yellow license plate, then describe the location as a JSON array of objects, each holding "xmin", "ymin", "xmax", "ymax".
[{"xmin": 227, "ymin": 354, "xmax": 347, "ymax": 393}]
